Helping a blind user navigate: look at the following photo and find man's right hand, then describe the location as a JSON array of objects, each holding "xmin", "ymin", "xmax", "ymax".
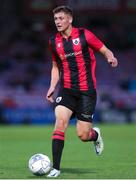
[{"xmin": 46, "ymin": 87, "xmax": 55, "ymax": 103}]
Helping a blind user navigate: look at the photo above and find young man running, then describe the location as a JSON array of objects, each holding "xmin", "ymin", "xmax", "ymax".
[{"xmin": 46, "ymin": 5, "xmax": 118, "ymax": 177}]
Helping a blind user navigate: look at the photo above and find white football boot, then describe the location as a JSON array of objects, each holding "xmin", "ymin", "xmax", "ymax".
[
  {"xmin": 93, "ymin": 127, "xmax": 104, "ymax": 155},
  {"xmin": 47, "ymin": 168, "xmax": 60, "ymax": 178}
]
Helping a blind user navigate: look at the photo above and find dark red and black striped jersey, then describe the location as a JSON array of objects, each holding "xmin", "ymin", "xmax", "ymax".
[{"xmin": 49, "ymin": 27, "xmax": 103, "ymax": 91}]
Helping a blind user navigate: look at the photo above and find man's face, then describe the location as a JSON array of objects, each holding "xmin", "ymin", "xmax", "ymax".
[{"xmin": 54, "ymin": 12, "xmax": 72, "ymax": 32}]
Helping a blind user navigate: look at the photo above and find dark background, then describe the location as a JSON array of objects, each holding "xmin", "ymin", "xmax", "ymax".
[{"xmin": 0, "ymin": 0, "xmax": 136, "ymax": 124}]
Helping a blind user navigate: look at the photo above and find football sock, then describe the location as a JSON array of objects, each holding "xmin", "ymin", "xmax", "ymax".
[
  {"xmin": 52, "ymin": 130, "xmax": 65, "ymax": 170},
  {"xmin": 89, "ymin": 128, "xmax": 98, "ymax": 141}
]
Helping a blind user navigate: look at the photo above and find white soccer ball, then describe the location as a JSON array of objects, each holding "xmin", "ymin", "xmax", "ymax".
[{"xmin": 28, "ymin": 153, "xmax": 51, "ymax": 176}]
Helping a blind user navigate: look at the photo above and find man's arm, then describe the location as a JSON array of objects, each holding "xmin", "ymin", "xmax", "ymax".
[
  {"xmin": 46, "ymin": 61, "xmax": 60, "ymax": 103},
  {"xmin": 99, "ymin": 45, "xmax": 118, "ymax": 67}
]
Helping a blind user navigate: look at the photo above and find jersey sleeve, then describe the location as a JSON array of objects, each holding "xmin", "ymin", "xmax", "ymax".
[
  {"xmin": 84, "ymin": 29, "xmax": 104, "ymax": 51},
  {"xmin": 48, "ymin": 39, "xmax": 57, "ymax": 62}
]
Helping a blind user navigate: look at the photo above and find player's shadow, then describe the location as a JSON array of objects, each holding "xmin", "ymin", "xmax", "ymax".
[
  {"xmin": 27, "ymin": 175, "xmax": 47, "ymax": 179},
  {"xmin": 62, "ymin": 167, "xmax": 97, "ymax": 174},
  {"xmin": 27, "ymin": 168, "xmax": 97, "ymax": 178}
]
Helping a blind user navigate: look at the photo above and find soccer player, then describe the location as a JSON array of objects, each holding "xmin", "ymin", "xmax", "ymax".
[{"xmin": 46, "ymin": 5, "xmax": 118, "ymax": 177}]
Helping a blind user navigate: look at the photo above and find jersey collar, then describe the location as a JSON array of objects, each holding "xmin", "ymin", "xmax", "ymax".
[{"xmin": 57, "ymin": 27, "xmax": 78, "ymax": 39}]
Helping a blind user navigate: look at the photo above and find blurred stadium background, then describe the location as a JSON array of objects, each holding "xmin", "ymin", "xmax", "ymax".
[{"xmin": 0, "ymin": 0, "xmax": 136, "ymax": 125}]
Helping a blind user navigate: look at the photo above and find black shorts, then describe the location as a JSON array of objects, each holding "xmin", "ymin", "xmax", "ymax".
[{"xmin": 55, "ymin": 88, "xmax": 97, "ymax": 122}]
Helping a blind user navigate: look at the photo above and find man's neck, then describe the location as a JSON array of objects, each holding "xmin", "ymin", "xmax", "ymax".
[{"xmin": 61, "ymin": 25, "xmax": 72, "ymax": 38}]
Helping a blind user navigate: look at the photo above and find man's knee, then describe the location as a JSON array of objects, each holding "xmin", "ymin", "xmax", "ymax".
[
  {"xmin": 55, "ymin": 119, "xmax": 67, "ymax": 131},
  {"xmin": 54, "ymin": 105, "xmax": 72, "ymax": 131}
]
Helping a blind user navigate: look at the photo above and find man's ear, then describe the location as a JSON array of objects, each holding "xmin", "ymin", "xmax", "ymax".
[{"xmin": 69, "ymin": 17, "xmax": 73, "ymax": 24}]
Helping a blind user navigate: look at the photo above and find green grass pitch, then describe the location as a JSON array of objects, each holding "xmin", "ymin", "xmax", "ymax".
[{"xmin": 0, "ymin": 124, "xmax": 136, "ymax": 179}]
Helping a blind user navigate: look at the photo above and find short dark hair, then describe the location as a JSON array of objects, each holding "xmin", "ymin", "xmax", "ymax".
[{"xmin": 53, "ymin": 6, "xmax": 73, "ymax": 17}]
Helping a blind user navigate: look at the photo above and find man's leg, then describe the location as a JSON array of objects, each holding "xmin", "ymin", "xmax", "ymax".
[
  {"xmin": 47, "ymin": 105, "xmax": 73, "ymax": 177},
  {"xmin": 76, "ymin": 120, "xmax": 104, "ymax": 155},
  {"xmin": 76, "ymin": 120, "xmax": 97, "ymax": 141}
]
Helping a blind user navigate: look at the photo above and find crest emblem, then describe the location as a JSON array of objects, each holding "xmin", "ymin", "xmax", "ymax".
[{"xmin": 72, "ymin": 38, "xmax": 80, "ymax": 45}]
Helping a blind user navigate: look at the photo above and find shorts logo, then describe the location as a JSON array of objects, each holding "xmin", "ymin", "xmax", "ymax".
[
  {"xmin": 56, "ymin": 97, "xmax": 62, "ymax": 103},
  {"xmin": 81, "ymin": 113, "xmax": 91, "ymax": 119}
]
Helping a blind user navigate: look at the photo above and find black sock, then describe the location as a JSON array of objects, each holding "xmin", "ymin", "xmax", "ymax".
[{"xmin": 52, "ymin": 131, "xmax": 65, "ymax": 170}]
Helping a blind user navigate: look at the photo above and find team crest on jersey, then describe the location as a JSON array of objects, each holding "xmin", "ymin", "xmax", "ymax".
[{"xmin": 72, "ymin": 38, "xmax": 80, "ymax": 45}]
